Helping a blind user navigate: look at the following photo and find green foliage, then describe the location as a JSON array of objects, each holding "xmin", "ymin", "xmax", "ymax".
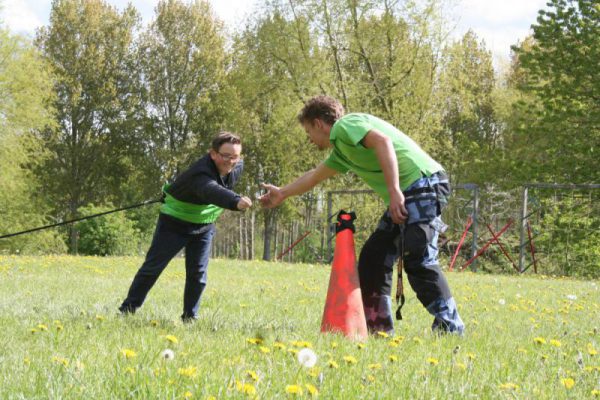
[
  {"xmin": 0, "ymin": 27, "xmax": 65, "ymax": 254},
  {"xmin": 139, "ymin": 0, "xmax": 228, "ymax": 177},
  {"xmin": 35, "ymin": 0, "xmax": 145, "ymax": 248},
  {"xmin": 509, "ymin": 0, "xmax": 599, "ymax": 183},
  {"xmin": 436, "ymin": 30, "xmax": 498, "ymax": 185},
  {"xmin": 75, "ymin": 204, "xmax": 141, "ymax": 256}
]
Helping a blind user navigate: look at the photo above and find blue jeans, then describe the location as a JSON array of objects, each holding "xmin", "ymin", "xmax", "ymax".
[{"xmin": 119, "ymin": 214, "xmax": 216, "ymax": 319}]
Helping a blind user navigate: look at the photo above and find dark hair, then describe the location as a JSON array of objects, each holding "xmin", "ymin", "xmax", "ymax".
[
  {"xmin": 297, "ymin": 95, "xmax": 345, "ymax": 126},
  {"xmin": 211, "ymin": 131, "xmax": 241, "ymax": 151}
]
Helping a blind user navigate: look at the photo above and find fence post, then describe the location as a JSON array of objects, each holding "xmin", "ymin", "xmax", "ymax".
[
  {"xmin": 471, "ymin": 185, "xmax": 480, "ymax": 271},
  {"xmin": 519, "ymin": 185, "xmax": 529, "ymax": 273}
]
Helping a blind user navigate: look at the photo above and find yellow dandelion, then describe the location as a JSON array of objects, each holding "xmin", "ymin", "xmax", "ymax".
[
  {"xmin": 288, "ymin": 349, "xmax": 299, "ymax": 355},
  {"xmin": 427, "ymin": 357, "xmax": 439, "ymax": 366},
  {"xmin": 290, "ymin": 340, "xmax": 313, "ymax": 348},
  {"xmin": 150, "ymin": 320, "xmax": 159, "ymax": 327},
  {"xmin": 259, "ymin": 346, "xmax": 270, "ymax": 354},
  {"xmin": 305, "ymin": 383, "xmax": 319, "ymax": 397},
  {"xmin": 52, "ymin": 356, "xmax": 69, "ymax": 367},
  {"xmin": 331, "ymin": 342, "xmax": 338, "ymax": 349},
  {"xmin": 366, "ymin": 375, "xmax": 376, "ymax": 382},
  {"xmin": 357, "ymin": 343, "xmax": 366, "ymax": 350},
  {"xmin": 125, "ymin": 367, "xmax": 135, "ymax": 375},
  {"xmin": 37, "ymin": 324, "xmax": 48, "ymax": 331},
  {"xmin": 24, "ymin": 357, "xmax": 31, "ymax": 365},
  {"xmin": 454, "ymin": 362, "xmax": 467, "ymax": 371},
  {"xmin": 246, "ymin": 370, "xmax": 260, "ymax": 382},
  {"xmin": 550, "ymin": 339, "xmax": 562, "ymax": 347},
  {"xmin": 389, "ymin": 355, "xmax": 398, "ymax": 362},
  {"xmin": 178, "ymin": 366, "xmax": 198, "ymax": 378},
  {"xmin": 328, "ymin": 359, "xmax": 339, "ymax": 368},
  {"xmin": 274, "ymin": 342, "xmax": 286, "ymax": 350},
  {"xmin": 246, "ymin": 338, "xmax": 263, "ymax": 345},
  {"xmin": 534, "ymin": 337, "xmax": 546, "ymax": 345},
  {"xmin": 376, "ymin": 331, "xmax": 389, "ymax": 338},
  {"xmin": 285, "ymin": 385, "xmax": 303, "ymax": 395},
  {"xmin": 499, "ymin": 383, "xmax": 519, "ymax": 390},
  {"xmin": 588, "ymin": 343, "xmax": 598, "ymax": 356},
  {"xmin": 183, "ymin": 391, "xmax": 192, "ymax": 398},
  {"xmin": 466, "ymin": 352, "xmax": 476, "ymax": 360},
  {"xmin": 95, "ymin": 314, "xmax": 105, "ymax": 321},
  {"xmin": 591, "ymin": 389, "xmax": 600, "ymax": 396},
  {"xmin": 561, "ymin": 378, "xmax": 575, "ymax": 389},
  {"xmin": 29, "ymin": 328, "xmax": 38, "ymax": 334},
  {"xmin": 388, "ymin": 341, "xmax": 399, "ymax": 348},
  {"xmin": 56, "ymin": 324, "xmax": 64, "ymax": 331},
  {"xmin": 308, "ymin": 368, "xmax": 320, "ymax": 378},
  {"xmin": 343, "ymin": 356, "xmax": 358, "ymax": 364},
  {"xmin": 206, "ymin": 396, "xmax": 217, "ymax": 400},
  {"xmin": 517, "ymin": 348, "xmax": 528, "ymax": 354},
  {"xmin": 368, "ymin": 363, "xmax": 382, "ymax": 370},
  {"xmin": 236, "ymin": 381, "xmax": 257, "ymax": 396},
  {"xmin": 412, "ymin": 337, "xmax": 424, "ymax": 345},
  {"xmin": 165, "ymin": 335, "xmax": 179, "ymax": 344},
  {"xmin": 120, "ymin": 349, "xmax": 137, "ymax": 359}
]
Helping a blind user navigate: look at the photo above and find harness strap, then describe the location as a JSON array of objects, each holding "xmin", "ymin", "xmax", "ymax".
[{"xmin": 395, "ymin": 225, "xmax": 406, "ymax": 320}]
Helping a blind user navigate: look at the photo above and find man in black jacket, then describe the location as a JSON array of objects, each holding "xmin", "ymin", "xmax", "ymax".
[{"xmin": 119, "ymin": 132, "xmax": 252, "ymax": 322}]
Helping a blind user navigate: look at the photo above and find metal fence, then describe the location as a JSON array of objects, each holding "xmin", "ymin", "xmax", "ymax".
[{"xmin": 212, "ymin": 184, "xmax": 600, "ymax": 277}]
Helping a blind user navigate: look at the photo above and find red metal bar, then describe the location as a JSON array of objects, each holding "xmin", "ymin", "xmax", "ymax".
[
  {"xmin": 460, "ymin": 219, "xmax": 513, "ymax": 271},
  {"xmin": 526, "ymin": 220, "xmax": 538, "ymax": 273},
  {"xmin": 449, "ymin": 216, "xmax": 473, "ymax": 271},
  {"xmin": 486, "ymin": 223, "xmax": 519, "ymax": 272},
  {"xmin": 276, "ymin": 231, "xmax": 312, "ymax": 261}
]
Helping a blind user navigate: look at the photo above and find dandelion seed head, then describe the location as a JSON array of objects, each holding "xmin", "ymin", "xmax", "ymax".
[
  {"xmin": 297, "ymin": 348, "xmax": 317, "ymax": 368},
  {"xmin": 160, "ymin": 349, "xmax": 175, "ymax": 360}
]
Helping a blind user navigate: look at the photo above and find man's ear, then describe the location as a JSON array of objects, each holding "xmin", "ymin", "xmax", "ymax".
[{"xmin": 209, "ymin": 149, "xmax": 218, "ymax": 161}]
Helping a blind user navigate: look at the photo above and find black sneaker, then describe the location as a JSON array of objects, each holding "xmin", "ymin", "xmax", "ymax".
[
  {"xmin": 181, "ymin": 315, "xmax": 198, "ymax": 324},
  {"xmin": 119, "ymin": 305, "xmax": 136, "ymax": 315}
]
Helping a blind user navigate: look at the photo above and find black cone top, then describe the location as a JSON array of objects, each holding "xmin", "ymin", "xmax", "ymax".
[{"xmin": 336, "ymin": 210, "xmax": 356, "ymax": 234}]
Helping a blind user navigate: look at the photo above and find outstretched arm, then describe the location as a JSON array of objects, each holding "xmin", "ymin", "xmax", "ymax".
[
  {"xmin": 259, "ymin": 162, "xmax": 337, "ymax": 208},
  {"xmin": 361, "ymin": 129, "xmax": 408, "ymax": 224}
]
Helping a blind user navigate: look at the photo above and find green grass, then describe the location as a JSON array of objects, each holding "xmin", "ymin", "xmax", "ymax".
[{"xmin": 0, "ymin": 255, "xmax": 598, "ymax": 399}]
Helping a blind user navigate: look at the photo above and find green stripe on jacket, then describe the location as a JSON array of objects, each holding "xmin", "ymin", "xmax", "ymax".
[{"xmin": 159, "ymin": 184, "xmax": 224, "ymax": 224}]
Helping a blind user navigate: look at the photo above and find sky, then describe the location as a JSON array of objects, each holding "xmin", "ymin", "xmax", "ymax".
[{"xmin": 0, "ymin": 0, "xmax": 548, "ymax": 68}]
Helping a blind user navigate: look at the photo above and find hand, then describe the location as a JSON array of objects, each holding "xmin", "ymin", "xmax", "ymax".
[
  {"xmin": 388, "ymin": 189, "xmax": 408, "ymax": 224},
  {"xmin": 237, "ymin": 196, "xmax": 253, "ymax": 210},
  {"xmin": 258, "ymin": 183, "xmax": 284, "ymax": 208}
]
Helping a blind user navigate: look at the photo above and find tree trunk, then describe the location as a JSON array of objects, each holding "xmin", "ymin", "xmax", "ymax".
[
  {"xmin": 250, "ymin": 210, "xmax": 255, "ymax": 260},
  {"xmin": 262, "ymin": 209, "xmax": 275, "ymax": 261}
]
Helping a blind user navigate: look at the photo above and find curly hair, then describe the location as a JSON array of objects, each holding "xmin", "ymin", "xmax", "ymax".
[{"xmin": 297, "ymin": 95, "xmax": 345, "ymax": 126}]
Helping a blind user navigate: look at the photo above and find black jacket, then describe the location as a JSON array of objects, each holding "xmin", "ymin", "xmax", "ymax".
[{"xmin": 165, "ymin": 154, "xmax": 244, "ymax": 211}]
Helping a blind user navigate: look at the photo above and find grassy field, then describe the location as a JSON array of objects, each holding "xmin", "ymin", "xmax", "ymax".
[{"xmin": 0, "ymin": 255, "xmax": 598, "ymax": 399}]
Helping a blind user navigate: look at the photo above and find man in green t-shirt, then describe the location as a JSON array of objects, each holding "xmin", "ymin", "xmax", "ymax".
[{"xmin": 259, "ymin": 95, "xmax": 464, "ymax": 335}]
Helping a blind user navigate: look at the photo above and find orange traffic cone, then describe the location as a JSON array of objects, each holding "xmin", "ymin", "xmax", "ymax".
[{"xmin": 320, "ymin": 210, "xmax": 368, "ymax": 340}]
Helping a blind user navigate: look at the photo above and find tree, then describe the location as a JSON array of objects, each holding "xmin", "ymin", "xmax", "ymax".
[
  {"xmin": 436, "ymin": 30, "xmax": 498, "ymax": 184},
  {"xmin": 139, "ymin": 0, "xmax": 228, "ymax": 177},
  {"xmin": 510, "ymin": 0, "xmax": 599, "ymax": 183},
  {"xmin": 0, "ymin": 27, "xmax": 66, "ymax": 253},
  {"xmin": 35, "ymin": 0, "xmax": 144, "ymax": 252}
]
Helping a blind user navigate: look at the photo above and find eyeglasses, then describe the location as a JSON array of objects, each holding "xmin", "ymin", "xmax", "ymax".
[{"xmin": 218, "ymin": 152, "xmax": 242, "ymax": 162}]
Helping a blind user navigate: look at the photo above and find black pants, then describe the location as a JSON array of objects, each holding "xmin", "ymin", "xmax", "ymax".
[{"xmin": 119, "ymin": 215, "xmax": 215, "ymax": 319}]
